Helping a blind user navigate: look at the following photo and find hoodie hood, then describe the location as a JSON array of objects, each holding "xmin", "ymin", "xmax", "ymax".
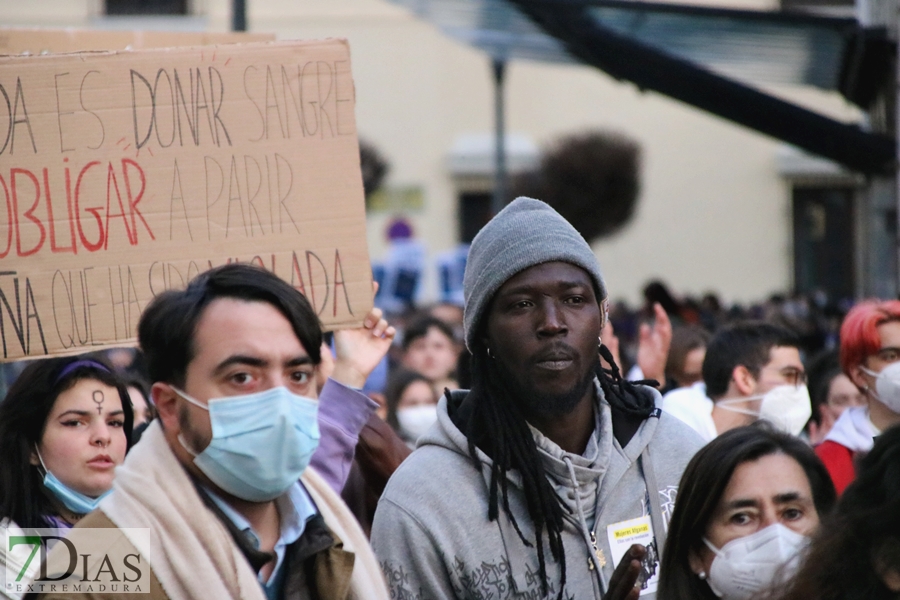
[
  {"xmin": 824, "ymin": 405, "xmax": 877, "ymax": 452},
  {"xmin": 412, "ymin": 380, "xmax": 669, "ymax": 594},
  {"xmin": 421, "ymin": 380, "xmax": 663, "ymax": 518},
  {"xmin": 529, "ymin": 385, "xmax": 613, "ymax": 529},
  {"xmin": 372, "ymin": 378, "xmax": 704, "ymax": 600}
]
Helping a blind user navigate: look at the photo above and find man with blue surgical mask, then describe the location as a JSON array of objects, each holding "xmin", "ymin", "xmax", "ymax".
[
  {"xmin": 661, "ymin": 321, "xmax": 811, "ymax": 442},
  {"xmin": 36, "ymin": 264, "xmax": 392, "ymax": 600}
]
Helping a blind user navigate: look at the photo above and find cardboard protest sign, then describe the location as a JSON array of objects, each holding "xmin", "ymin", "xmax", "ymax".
[
  {"xmin": 0, "ymin": 28, "xmax": 275, "ymax": 55},
  {"xmin": 0, "ymin": 39, "xmax": 373, "ymax": 361}
]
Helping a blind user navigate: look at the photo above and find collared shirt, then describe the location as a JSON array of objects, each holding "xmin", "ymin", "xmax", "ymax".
[{"xmin": 204, "ymin": 482, "xmax": 317, "ymax": 600}]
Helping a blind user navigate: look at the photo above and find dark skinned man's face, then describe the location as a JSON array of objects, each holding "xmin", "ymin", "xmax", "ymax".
[{"xmin": 484, "ymin": 261, "xmax": 603, "ymax": 419}]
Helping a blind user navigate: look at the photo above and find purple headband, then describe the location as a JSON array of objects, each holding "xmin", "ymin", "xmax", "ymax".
[{"xmin": 55, "ymin": 359, "xmax": 111, "ymax": 384}]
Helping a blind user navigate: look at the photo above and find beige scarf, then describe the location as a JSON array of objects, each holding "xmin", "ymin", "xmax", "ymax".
[{"xmin": 101, "ymin": 421, "xmax": 388, "ymax": 600}]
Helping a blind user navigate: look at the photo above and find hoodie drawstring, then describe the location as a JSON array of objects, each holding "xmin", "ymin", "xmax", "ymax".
[
  {"xmin": 562, "ymin": 448, "xmax": 666, "ymax": 595},
  {"xmin": 640, "ymin": 447, "xmax": 666, "ymax": 568},
  {"xmin": 563, "ymin": 456, "xmax": 607, "ymax": 588}
]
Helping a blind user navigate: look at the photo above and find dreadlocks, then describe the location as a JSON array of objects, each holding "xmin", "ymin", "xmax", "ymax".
[{"xmin": 456, "ymin": 340, "xmax": 656, "ymax": 600}]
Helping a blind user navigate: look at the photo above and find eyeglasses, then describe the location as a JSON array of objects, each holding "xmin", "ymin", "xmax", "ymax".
[
  {"xmin": 778, "ymin": 367, "xmax": 807, "ymax": 387},
  {"xmin": 761, "ymin": 366, "xmax": 807, "ymax": 388}
]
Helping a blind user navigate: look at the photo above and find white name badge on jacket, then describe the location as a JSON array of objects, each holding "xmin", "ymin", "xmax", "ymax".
[{"xmin": 606, "ymin": 515, "xmax": 659, "ymax": 596}]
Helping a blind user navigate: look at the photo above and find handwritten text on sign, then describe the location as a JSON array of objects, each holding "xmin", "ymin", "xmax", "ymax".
[{"xmin": 0, "ymin": 40, "xmax": 373, "ymax": 360}]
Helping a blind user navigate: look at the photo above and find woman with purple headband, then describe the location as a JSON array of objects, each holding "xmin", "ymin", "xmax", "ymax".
[{"xmin": 0, "ymin": 355, "xmax": 133, "ymax": 599}]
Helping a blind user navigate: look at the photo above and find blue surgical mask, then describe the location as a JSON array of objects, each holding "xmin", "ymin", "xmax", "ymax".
[
  {"xmin": 35, "ymin": 448, "xmax": 111, "ymax": 515},
  {"xmin": 174, "ymin": 386, "xmax": 320, "ymax": 502}
]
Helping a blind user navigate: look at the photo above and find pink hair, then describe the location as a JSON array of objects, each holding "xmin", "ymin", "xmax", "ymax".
[{"xmin": 840, "ymin": 300, "xmax": 900, "ymax": 375}]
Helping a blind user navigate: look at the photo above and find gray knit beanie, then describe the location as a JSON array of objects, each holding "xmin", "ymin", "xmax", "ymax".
[{"xmin": 463, "ymin": 197, "xmax": 607, "ymax": 350}]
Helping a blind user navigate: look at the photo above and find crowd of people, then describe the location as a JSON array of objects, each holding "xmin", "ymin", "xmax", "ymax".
[{"xmin": 1, "ymin": 196, "xmax": 898, "ymax": 600}]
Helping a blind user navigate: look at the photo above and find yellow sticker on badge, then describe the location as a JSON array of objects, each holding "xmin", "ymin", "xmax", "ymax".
[
  {"xmin": 606, "ymin": 515, "xmax": 659, "ymax": 596},
  {"xmin": 613, "ymin": 523, "xmax": 650, "ymax": 539}
]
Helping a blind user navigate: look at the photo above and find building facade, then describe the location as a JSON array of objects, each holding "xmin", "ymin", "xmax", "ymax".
[{"xmin": 1, "ymin": 0, "xmax": 869, "ymax": 305}]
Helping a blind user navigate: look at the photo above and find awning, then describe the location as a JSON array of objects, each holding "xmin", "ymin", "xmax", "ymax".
[{"xmin": 390, "ymin": 0, "xmax": 896, "ymax": 174}]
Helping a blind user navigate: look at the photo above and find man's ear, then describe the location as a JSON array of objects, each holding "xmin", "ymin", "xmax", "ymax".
[
  {"xmin": 848, "ymin": 364, "xmax": 870, "ymax": 393},
  {"xmin": 732, "ymin": 365, "xmax": 757, "ymax": 396},
  {"xmin": 152, "ymin": 382, "xmax": 180, "ymax": 432},
  {"xmin": 480, "ymin": 332, "xmax": 492, "ymax": 354}
]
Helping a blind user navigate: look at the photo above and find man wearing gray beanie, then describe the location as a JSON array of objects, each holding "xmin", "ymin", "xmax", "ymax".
[{"xmin": 372, "ymin": 198, "xmax": 703, "ymax": 600}]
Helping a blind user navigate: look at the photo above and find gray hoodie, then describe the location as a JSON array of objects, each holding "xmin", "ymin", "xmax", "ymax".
[{"xmin": 371, "ymin": 382, "xmax": 704, "ymax": 599}]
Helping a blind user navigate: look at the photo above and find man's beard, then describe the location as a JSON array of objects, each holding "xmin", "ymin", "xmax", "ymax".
[
  {"xmin": 178, "ymin": 403, "xmax": 211, "ymax": 454},
  {"xmin": 492, "ymin": 358, "xmax": 596, "ymax": 420}
]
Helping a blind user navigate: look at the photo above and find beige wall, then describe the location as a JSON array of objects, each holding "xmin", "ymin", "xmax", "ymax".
[
  {"xmin": 0, "ymin": 0, "xmax": 862, "ymax": 305},
  {"xmin": 1, "ymin": 0, "xmax": 92, "ymax": 26}
]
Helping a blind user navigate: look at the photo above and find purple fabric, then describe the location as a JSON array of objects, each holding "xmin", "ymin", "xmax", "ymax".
[
  {"xmin": 42, "ymin": 515, "xmax": 74, "ymax": 531},
  {"xmin": 311, "ymin": 379, "xmax": 377, "ymax": 494},
  {"xmin": 55, "ymin": 359, "xmax": 110, "ymax": 383},
  {"xmin": 387, "ymin": 218, "xmax": 413, "ymax": 240}
]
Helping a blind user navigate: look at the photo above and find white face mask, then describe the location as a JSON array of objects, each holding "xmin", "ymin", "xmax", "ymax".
[
  {"xmin": 860, "ymin": 362, "xmax": 900, "ymax": 413},
  {"xmin": 703, "ymin": 524, "xmax": 809, "ymax": 600},
  {"xmin": 396, "ymin": 404, "xmax": 438, "ymax": 441},
  {"xmin": 718, "ymin": 385, "xmax": 812, "ymax": 436}
]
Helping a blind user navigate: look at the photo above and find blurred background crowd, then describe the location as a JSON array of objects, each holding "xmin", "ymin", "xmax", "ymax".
[{"xmin": 0, "ymin": 276, "xmax": 862, "ymax": 450}]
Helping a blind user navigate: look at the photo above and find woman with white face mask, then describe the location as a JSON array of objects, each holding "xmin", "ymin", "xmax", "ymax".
[
  {"xmin": 804, "ymin": 349, "xmax": 865, "ymax": 446},
  {"xmin": 385, "ymin": 369, "xmax": 439, "ymax": 448},
  {"xmin": 658, "ymin": 423, "xmax": 837, "ymax": 600}
]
